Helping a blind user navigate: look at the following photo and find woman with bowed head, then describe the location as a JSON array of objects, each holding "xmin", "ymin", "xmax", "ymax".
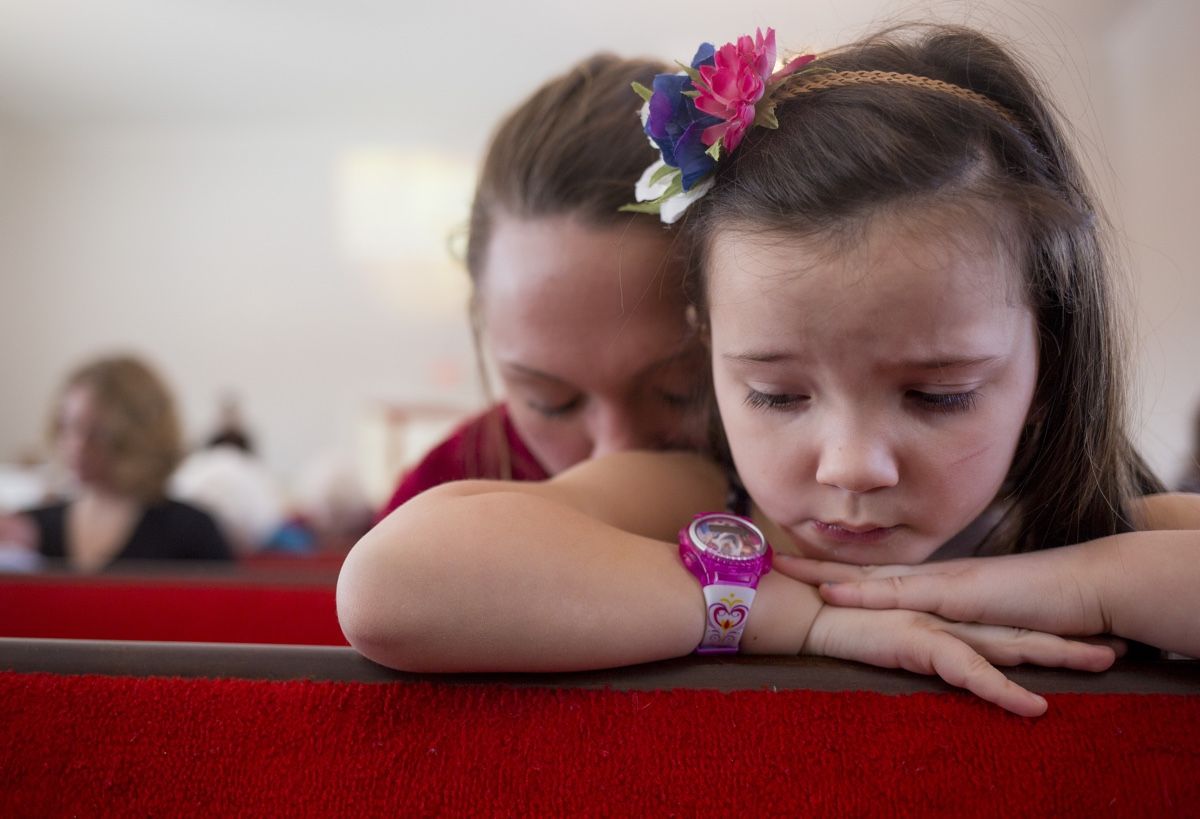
[
  {"xmin": 377, "ymin": 54, "xmax": 709, "ymax": 516},
  {"xmin": 341, "ymin": 25, "xmax": 1200, "ymax": 715}
]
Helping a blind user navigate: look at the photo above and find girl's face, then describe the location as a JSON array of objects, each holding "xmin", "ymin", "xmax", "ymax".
[
  {"xmin": 56, "ymin": 384, "xmax": 116, "ymax": 489},
  {"xmin": 480, "ymin": 214, "xmax": 707, "ymax": 475},
  {"xmin": 708, "ymin": 210, "xmax": 1039, "ymax": 564}
]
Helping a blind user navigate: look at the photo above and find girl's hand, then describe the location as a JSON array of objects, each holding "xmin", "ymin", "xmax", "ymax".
[
  {"xmin": 774, "ymin": 546, "xmax": 1111, "ymax": 638},
  {"xmin": 803, "ymin": 605, "xmax": 1117, "ymax": 717}
]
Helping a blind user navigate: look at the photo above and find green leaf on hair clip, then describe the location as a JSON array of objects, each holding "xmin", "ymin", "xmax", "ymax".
[
  {"xmin": 682, "ymin": 90, "xmax": 700, "ymax": 99},
  {"xmin": 658, "ymin": 174, "xmax": 684, "ymax": 202},
  {"xmin": 675, "ymin": 61, "xmax": 703, "ymax": 86},
  {"xmin": 619, "ymin": 201, "xmax": 664, "ymax": 215},
  {"xmin": 631, "ymin": 82, "xmax": 653, "ymax": 104},
  {"xmin": 649, "ymin": 162, "xmax": 677, "ymax": 187},
  {"xmin": 705, "ymin": 140, "xmax": 722, "ymax": 161},
  {"xmin": 753, "ymin": 102, "xmax": 780, "ymax": 130}
]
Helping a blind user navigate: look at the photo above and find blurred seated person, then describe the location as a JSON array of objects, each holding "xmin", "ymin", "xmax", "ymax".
[
  {"xmin": 5, "ymin": 354, "xmax": 233, "ymax": 571},
  {"xmin": 205, "ymin": 392, "xmax": 256, "ymax": 453},
  {"xmin": 170, "ymin": 392, "xmax": 292, "ymax": 556}
]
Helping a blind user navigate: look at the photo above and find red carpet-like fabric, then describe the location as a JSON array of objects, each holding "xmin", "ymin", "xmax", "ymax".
[
  {"xmin": 2, "ymin": 672, "xmax": 1197, "ymax": 816},
  {"xmin": 0, "ymin": 580, "xmax": 345, "ymax": 645}
]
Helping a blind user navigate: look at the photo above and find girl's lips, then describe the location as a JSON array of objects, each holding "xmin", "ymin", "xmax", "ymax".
[{"xmin": 808, "ymin": 519, "xmax": 898, "ymax": 544}]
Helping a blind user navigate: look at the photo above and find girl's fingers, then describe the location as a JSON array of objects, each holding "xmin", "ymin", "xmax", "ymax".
[
  {"xmin": 913, "ymin": 629, "xmax": 1048, "ymax": 717},
  {"xmin": 943, "ymin": 623, "xmax": 1117, "ymax": 672},
  {"xmin": 820, "ymin": 573, "xmax": 961, "ymax": 615},
  {"xmin": 1078, "ymin": 635, "xmax": 1129, "ymax": 658},
  {"xmin": 772, "ymin": 555, "xmax": 896, "ymax": 585}
]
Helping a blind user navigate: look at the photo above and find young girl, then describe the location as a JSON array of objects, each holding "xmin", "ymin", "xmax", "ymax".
[
  {"xmin": 377, "ymin": 54, "xmax": 708, "ymax": 515},
  {"xmin": 339, "ymin": 25, "xmax": 1200, "ymax": 716}
]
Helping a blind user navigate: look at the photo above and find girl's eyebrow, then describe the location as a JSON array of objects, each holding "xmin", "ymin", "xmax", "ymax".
[
  {"xmin": 721, "ymin": 352, "xmax": 1003, "ymax": 368},
  {"xmin": 896, "ymin": 354, "xmax": 1002, "ymax": 370}
]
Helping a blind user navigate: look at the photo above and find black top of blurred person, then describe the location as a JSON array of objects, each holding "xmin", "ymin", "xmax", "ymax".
[{"xmin": 27, "ymin": 499, "xmax": 233, "ymax": 566}]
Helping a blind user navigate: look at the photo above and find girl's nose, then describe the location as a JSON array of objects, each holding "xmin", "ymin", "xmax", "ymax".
[{"xmin": 814, "ymin": 420, "xmax": 899, "ymax": 494}]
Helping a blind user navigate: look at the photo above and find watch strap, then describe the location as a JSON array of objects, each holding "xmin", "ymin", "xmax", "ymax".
[{"xmin": 696, "ymin": 583, "xmax": 758, "ymax": 654}]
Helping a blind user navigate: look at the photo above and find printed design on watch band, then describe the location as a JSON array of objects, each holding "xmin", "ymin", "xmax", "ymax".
[{"xmin": 708, "ymin": 593, "xmax": 749, "ymax": 638}]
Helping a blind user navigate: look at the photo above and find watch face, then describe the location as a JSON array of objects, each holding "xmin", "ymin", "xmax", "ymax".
[{"xmin": 689, "ymin": 514, "xmax": 768, "ymax": 561}]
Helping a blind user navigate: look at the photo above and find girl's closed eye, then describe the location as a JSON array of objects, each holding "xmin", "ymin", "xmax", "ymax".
[
  {"xmin": 743, "ymin": 388, "xmax": 808, "ymax": 411},
  {"xmin": 909, "ymin": 389, "xmax": 979, "ymax": 414}
]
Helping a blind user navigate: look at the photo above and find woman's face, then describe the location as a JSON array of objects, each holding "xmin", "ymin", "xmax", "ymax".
[
  {"xmin": 56, "ymin": 384, "xmax": 116, "ymax": 489},
  {"xmin": 479, "ymin": 214, "xmax": 707, "ymax": 475},
  {"xmin": 707, "ymin": 210, "xmax": 1039, "ymax": 564}
]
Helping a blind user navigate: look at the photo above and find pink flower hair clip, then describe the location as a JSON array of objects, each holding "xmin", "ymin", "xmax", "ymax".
[{"xmin": 623, "ymin": 28, "xmax": 815, "ymax": 224}]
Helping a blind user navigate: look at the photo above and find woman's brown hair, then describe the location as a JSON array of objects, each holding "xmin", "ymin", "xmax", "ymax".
[
  {"xmin": 687, "ymin": 24, "xmax": 1161, "ymax": 553},
  {"xmin": 466, "ymin": 53, "xmax": 670, "ymax": 280},
  {"xmin": 52, "ymin": 355, "xmax": 183, "ymax": 502}
]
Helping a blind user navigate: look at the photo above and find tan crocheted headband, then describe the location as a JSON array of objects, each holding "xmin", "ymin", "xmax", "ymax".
[{"xmin": 772, "ymin": 69, "xmax": 1022, "ymax": 129}]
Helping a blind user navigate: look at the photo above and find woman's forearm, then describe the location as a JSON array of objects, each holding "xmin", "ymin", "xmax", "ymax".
[
  {"xmin": 336, "ymin": 485, "xmax": 822, "ymax": 672},
  {"xmin": 1093, "ymin": 529, "xmax": 1200, "ymax": 657}
]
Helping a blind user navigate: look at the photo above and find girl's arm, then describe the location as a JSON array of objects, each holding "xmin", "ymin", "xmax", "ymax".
[
  {"xmin": 336, "ymin": 451, "xmax": 1119, "ymax": 715},
  {"xmin": 337, "ymin": 452, "xmax": 820, "ymax": 671},
  {"xmin": 773, "ymin": 493, "xmax": 1200, "ymax": 657}
]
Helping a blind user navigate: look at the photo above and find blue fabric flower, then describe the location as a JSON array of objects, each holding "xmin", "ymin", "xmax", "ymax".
[{"xmin": 645, "ymin": 43, "xmax": 722, "ymax": 191}]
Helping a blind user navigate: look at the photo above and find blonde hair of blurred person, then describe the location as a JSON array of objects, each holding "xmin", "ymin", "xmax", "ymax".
[{"xmin": 17, "ymin": 355, "xmax": 233, "ymax": 571}]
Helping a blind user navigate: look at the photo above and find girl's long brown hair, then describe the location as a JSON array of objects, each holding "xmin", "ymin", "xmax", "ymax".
[{"xmin": 688, "ymin": 25, "xmax": 1162, "ymax": 553}]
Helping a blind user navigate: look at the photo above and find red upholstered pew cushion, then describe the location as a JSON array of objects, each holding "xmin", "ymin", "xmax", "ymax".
[
  {"xmin": 2, "ymin": 672, "xmax": 1197, "ymax": 816},
  {"xmin": 0, "ymin": 577, "xmax": 345, "ymax": 645}
]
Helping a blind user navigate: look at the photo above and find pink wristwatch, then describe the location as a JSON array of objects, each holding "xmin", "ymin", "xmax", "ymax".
[{"xmin": 678, "ymin": 512, "xmax": 773, "ymax": 654}]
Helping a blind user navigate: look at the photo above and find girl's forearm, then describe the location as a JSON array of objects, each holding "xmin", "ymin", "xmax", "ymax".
[{"xmin": 336, "ymin": 486, "xmax": 823, "ymax": 672}]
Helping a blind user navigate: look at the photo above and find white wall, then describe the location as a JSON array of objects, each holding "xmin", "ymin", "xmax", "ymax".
[
  {"xmin": 1108, "ymin": 0, "xmax": 1200, "ymax": 485},
  {"xmin": 0, "ymin": 125, "xmax": 481, "ymax": 485},
  {"xmin": 0, "ymin": 0, "xmax": 1195, "ymax": 489}
]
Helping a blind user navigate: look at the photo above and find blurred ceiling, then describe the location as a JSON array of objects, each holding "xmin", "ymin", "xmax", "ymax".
[{"xmin": 0, "ymin": 0, "xmax": 1137, "ymax": 147}]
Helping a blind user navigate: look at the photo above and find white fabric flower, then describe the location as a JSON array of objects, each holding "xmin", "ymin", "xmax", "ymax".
[
  {"xmin": 659, "ymin": 177, "xmax": 712, "ymax": 224},
  {"xmin": 633, "ymin": 160, "xmax": 713, "ymax": 224}
]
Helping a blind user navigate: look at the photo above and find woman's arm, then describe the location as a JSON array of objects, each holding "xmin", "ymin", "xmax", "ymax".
[{"xmin": 773, "ymin": 493, "xmax": 1200, "ymax": 657}]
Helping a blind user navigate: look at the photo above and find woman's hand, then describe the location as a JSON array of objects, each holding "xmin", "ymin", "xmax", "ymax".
[
  {"xmin": 803, "ymin": 604, "xmax": 1118, "ymax": 717},
  {"xmin": 775, "ymin": 546, "xmax": 1111, "ymax": 638}
]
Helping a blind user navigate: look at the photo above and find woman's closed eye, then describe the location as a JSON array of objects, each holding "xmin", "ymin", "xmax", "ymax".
[
  {"xmin": 526, "ymin": 395, "xmax": 584, "ymax": 418},
  {"xmin": 656, "ymin": 387, "xmax": 704, "ymax": 409}
]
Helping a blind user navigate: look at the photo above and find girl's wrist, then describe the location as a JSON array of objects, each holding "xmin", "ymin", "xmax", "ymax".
[{"xmin": 738, "ymin": 571, "xmax": 824, "ymax": 655}]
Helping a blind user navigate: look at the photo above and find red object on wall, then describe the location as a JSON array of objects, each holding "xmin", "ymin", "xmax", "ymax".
[
  {"xmin": 0, "ymin": 579, "xmax": 346, "ymax": 645},
  {"xmin": 2, "ymin": 672, "xmax": 1197, "ymax": 816}
]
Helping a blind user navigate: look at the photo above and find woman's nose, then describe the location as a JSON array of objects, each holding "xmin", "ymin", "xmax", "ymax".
[{"xmin": 588, "ymin": 404, "xmax": 653, "ymax": 459}]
